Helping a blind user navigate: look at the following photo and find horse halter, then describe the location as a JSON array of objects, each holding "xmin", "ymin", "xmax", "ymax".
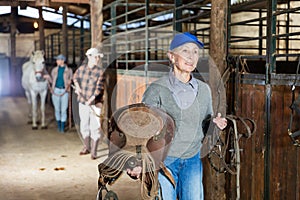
[
  {"xmin": 34, "ymin": 70, "xmax": 44, "ymax": 81},
  {"xmin": 32, "ymin": 60, "xmax": 45, "ymax": 82}
]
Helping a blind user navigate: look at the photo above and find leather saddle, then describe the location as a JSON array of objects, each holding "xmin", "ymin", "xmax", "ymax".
[{"xmin": 97, "ymin": 103, "xmax": 175, "ymax": 200}]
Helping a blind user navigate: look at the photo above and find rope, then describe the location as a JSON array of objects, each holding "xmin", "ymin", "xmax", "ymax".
[
  {"xmin": 141, "ymin": 152, "xmax": 159, "ymax": 199},
  {"xmin": 98, "ymin": 146, "xmax": 159, "ymax": 200},
  {"xmin": 231, "ymin": 117, "xmax": 240, "ymax": 200},
  {"xmin": 71, "ymin": 84, "xmax": 102, "ymax": 118},
  {"xmin": 68, "ymin": 89, "xmax": 72, "ymax": 130}
]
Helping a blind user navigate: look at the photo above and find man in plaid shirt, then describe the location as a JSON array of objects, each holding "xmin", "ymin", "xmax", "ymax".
[{"xmin": 73, "ymin": 47, "xmax": 105, "ymax": 160}]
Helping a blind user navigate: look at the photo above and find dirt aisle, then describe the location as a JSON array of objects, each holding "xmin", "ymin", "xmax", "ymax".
[{"xmin": 0, "ymin": 97, "xmax": 108, "ymax": 200}]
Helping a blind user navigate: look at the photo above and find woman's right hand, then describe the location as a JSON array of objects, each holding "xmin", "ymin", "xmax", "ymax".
[{"xmin": 127, "ymin": 166, "xmax": 142, "ymax": 179}]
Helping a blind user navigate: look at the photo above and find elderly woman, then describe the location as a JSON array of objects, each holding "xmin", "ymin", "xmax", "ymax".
[{"xmin": 139, "ymin": 32, "xmax": 227, "ymax": 200}]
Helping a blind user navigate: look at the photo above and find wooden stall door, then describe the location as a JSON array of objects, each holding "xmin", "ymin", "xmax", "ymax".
[
  {"xmin": 230, "ymin": 84, "xmax": 300, "ymax": 200},
  {"xmin": 270, "ymin": 85, "xmax": 300, "ymax": 200}
]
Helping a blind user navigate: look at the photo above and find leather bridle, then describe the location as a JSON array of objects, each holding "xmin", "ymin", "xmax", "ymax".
[{"xmin": 32, "ymin": 57, "xmax": 46, "ymax": 82}]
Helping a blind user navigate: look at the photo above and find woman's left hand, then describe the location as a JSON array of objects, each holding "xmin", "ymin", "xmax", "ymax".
[
  {"xmin": 213, "ymin": 113, "xmax": 227, "ymax": 130},
  {"xmin": 43, "ymin": 74, "xmax": 52, "ymax": 82}
]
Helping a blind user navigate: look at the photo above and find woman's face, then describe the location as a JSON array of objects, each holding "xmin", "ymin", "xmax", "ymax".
[
  {"xmin": 56, "ymin": 59, "xmax": 65, "ymax": 66},
  {"xmin": 169, "ymin": 43, "xmax": 200, "ymax": 73}
]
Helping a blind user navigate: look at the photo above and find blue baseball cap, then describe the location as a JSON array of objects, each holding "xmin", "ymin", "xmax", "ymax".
[
  {"xmin": 55, "ymin": 54, "xmax": 66, "ymax": 61},
  {"xmin": 169, "ymin": 32, "xmax": 204, "ymax": 50}
]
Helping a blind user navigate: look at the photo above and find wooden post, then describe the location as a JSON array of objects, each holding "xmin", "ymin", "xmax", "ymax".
[
  {"xmin": 210, "ymin": 0, "xmax": 228, "ymax": 112},
  {"xmin": 90, "ymin": 0, "xmax": 103, "ymax": 47},
  {"xmin": 90, "ymin": 0, "xmax": 110, "ymax": 134},
  {"xmin": 62, "ymin": 5, "xmax": 68, "ymax": 61},
  {"xmin": 10, "ymin": 7, "xmax": 17, "ymax": 95},
  {"xmin": 203, "ymin": 0, "xmax": 228, "ymax": 200},
  {"xmin": 38, "ymin": 7, "xmax": 45, "ymax": 51}
]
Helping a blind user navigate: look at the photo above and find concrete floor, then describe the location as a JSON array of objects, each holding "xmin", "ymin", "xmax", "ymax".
[{"xmin": 0, "ymin": 97, "xmax": 110, "ymax": 200}]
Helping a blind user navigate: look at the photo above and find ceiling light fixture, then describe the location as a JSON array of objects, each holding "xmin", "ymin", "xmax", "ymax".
[{"xmin": 33, "ymin": 21, "xmax": 39, "ymax": 29}]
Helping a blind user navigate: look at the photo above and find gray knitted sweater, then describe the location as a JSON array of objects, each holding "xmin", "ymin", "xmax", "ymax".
[{"xmin": 142, "ymin": 75, "xmax": 213, "ymax": 158}]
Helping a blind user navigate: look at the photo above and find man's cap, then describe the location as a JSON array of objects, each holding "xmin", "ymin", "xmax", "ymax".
[
  {"xmin": 85, "ymin": 48, "xmax": 104, "ymax": 58},
  {"xmin": 169, "ymin": 32, "xmax": 204, "ymax": 50},
  {"xmin": 55, "ymin": 54, "xmax": 66, "ymax": 61}
]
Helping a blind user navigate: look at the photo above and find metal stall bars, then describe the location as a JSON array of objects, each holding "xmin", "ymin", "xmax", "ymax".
[
  {"xmin": 228, "ymin": 0, "xmax": 300, "ymax": 199},
  {"xmin": 34, "ymin": 7, "xmax": 91, "ymax": 68},
  {"xmin": 101, "ymin": 0, "xmax": 212, "ymax": 108}
]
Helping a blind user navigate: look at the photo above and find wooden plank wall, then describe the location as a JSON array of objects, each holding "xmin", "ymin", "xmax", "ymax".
[
  {"xmin": 269, "ymin": 85, "xmax": 300, "ymax": 200},
  {"xmin": 113, "ymin": 72, "xmax": 300, "ymax": 199},
  {"xmin": 114, "ymin": 73, "xmax": 159, "ymax": 109},
  {"xmin": 235, "ymin": 84, "xmax": 300, "ymax": 200},
  {"xmin": 235, "ymin": 84, "xmax": 266, "ymax": 200}
]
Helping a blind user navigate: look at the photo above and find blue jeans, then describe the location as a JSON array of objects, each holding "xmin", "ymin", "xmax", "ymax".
[
  {"xmin": 158, "ymin": 152, "xmax": 204, "ymax": 200},
  {"xmin": 51, "ymin": 88, "xmax": 69, "ymax": 122}
]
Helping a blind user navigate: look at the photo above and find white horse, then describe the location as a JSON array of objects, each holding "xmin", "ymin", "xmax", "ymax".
[{"xmin": 21, "ymin": 50, "xmax": 48, "ymax": 129}]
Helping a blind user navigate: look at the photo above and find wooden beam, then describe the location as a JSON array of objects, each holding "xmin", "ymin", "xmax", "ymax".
[
  {"xmin": 210, "ymin": 0, "xmax": 228, "ymax": 114},
  {"xmin": 35, "ymin": 0, "xmax": 50, "ymax": 6},
  {"xmin": 51, "ymin": 0, "xmax": 90, "ymax": 4},
  {"xmin": 203, "ymin": 0, "xmax": 228, "ymax": 200},
  {"xmin": 38, "ymin": 7, "xmax": 45, "ymax": 51},
  {"xmin": 90, "ymin": 0, "xmax": 103, "ymax": 47},
  {"xmin": 10, "ymin": 7, "xmax": 17, "ymax": 95},
  {"xmin": 0, "ymin": 0, "xmax": 89, "ymax": 6},
  {"xmin": 62, "ymin": 5, "xmax": 68, "ymax": 61}
]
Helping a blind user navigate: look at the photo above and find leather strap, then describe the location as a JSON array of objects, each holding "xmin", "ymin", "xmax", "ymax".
[{"xmin": 159, "ymin": 162, "xmax": 175, "ymax": 188}]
